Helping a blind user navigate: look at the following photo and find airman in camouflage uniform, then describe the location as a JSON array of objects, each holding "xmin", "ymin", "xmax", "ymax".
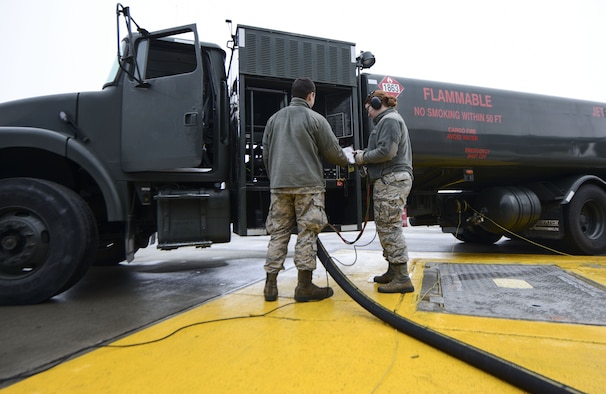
[
  {"xmin": 354, "ymin": 90, "xmax": 414, "ymax": 293},
  {"xmin": 262, "ymin": 77, "xmax": 350, "ymax": 302},
  {"xmin": 265, "ymin": 186, "xmax": 327, "ymax": 273}
]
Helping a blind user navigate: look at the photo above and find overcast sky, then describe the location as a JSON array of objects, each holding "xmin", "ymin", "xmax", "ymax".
[{"xmin": 1, "ymin": 0, "xmax": 605, "ymax": 103}]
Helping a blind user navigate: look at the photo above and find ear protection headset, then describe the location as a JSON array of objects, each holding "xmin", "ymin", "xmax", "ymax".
[{"xmin": 370, "ymin": 96, "xmax": 382, "ymax": 109}]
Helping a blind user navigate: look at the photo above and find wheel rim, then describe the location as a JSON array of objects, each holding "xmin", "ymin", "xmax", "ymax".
[
  {"xmin": 0, "ymin": 210, "xmax": 50, "ymax": 278},
  {"xmin": 578, "ymin": 200, "xmax": 605, "ymax": 240}
]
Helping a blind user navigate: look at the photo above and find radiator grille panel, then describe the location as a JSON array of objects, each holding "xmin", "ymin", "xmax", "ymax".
[{"xmin": 238, "ymin": 26, "xmax": 356, "ymax": 86}]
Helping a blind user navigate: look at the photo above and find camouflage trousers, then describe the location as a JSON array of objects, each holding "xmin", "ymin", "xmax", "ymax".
[
  {"xmin": 264, "ymin": 188, "xmax": 327, "ymax": 273},
  {"xmin": 373, "ymin": 171, "xmax": 413, "ymax": 265}
]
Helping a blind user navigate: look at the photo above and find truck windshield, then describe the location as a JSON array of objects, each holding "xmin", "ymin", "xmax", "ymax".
[
  {"xmin": 103, "ymin": 59, "xmax": 120, "ymax": 87},
  {"xmin": 103, "ymin": 40, "xmax": 126, "ymax": 88}
]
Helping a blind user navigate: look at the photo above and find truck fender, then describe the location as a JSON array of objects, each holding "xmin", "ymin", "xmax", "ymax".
[
  {"xmin": 558, "ymin": 175, "xmax": 606, "ymax": 205},
  {"xmin": 0, "ymin": 127, "xmax": 124, "ymax": 221},
  {"xmin": 0, "ymin": 127, "xmax": 66, "ymax": 154}
]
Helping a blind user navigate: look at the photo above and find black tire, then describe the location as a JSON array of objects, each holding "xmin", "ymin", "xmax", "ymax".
[
  {"xmin": 453, "ymin": 226, "xmax": 502, "ymax": 244},
  {"xmin": 53, "ymin": 182, "xmax": 98, "ymax": 295},
  {"xmin": 564, "ymin": 184, "xmax": 606, "ymax": 255},
  {"xmin": 0, "ymin": 178, "xmax": 97, "ymax": 305}
]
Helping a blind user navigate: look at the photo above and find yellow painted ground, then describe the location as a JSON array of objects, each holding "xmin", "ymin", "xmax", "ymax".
[{"xmin": 3, "ymin": 249, "xmax": 605, "ymax": 393}]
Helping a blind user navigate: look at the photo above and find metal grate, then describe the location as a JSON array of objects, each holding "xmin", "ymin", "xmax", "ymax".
[
  {"xmin": 238, "ymin": 25, "xmax": 357, "ymax": 86},
  {"xmin": 418, "ymin": 263, "xmax": 606, "ymax": 326},
  {"xmin": 327, "ymin": 113, "xmax": 346, "ymax": 138}
]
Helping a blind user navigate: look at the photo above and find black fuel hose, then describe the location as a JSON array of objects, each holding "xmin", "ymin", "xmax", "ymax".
[{"xmin": 316, "ymin": 239, "xmax": 582, "ymax": 394}]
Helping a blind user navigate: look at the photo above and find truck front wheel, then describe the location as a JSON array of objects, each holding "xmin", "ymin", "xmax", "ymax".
[
  {"xmin": 564, "ymin": 184, "xmax": 606, "ymax": 255},
  {"xmin": 0, "ymin": 178, "xmax": 97, "ymax": 305}
]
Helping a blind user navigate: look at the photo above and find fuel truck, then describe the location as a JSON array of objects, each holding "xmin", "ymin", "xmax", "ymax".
[{"xmin": 1, "ymin": 5, "xmax": 605, "ymax": 304}]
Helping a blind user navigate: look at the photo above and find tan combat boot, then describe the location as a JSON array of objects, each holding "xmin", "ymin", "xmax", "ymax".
[
  {"xmin": 373, "ymin": 264, "xmax": 395, "ymax": 283},
  {"xmin": 264, "ymin": 272, "xmax": 278, "ymax": 301},
  {"xmin": 377, "ymin": 264, "xmax": 414, "ymax": 294},
  {"xmin": 294, "ymin": 270, "xmax": 334, "ymax": 302}
]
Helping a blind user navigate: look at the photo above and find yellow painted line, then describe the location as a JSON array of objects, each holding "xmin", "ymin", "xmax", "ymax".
[{"xmin": 3, "ymin": 251, "xmax": 604, "ymax": 393}]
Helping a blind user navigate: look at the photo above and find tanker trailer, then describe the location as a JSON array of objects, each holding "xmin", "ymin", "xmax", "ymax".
[{"xmin": 361, "ymin": 74, "xmax": 606, "ymax": 255}]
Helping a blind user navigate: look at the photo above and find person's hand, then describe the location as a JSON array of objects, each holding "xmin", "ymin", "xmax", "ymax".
[{"xmin": 353, "ymin": 150, "xmax": 365, "ymax": 166}]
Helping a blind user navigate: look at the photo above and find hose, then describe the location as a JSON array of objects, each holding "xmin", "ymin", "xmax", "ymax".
[{"xmin": 316, "ymin": 239, "xmax": 582, "ymax": 394}]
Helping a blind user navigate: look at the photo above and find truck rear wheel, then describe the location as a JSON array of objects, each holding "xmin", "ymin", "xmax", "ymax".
[
  {"xmin": 564, "ymin": 184, "xmax": 606, "ymax": 255},
  {"xmin": 0, "ymin": 178, "xmax": 97, "ymax": 305}
]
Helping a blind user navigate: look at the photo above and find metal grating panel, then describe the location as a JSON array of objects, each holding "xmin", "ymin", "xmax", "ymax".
[
  {"xmin": 327, "ymin": 113, "xmax": 347, "ymax": 138},
  {"xmin": 238, "ymin": 26, "xmax": 357, "ymax": 86},
  {"xmin": 418, "ymin": 263, "xmax": 606, "ymax": 326}
]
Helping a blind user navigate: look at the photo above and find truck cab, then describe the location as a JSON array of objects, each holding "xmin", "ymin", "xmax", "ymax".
[{"xmin": 0, "ymin": 17, "xmax": 233, "ymax": 304}]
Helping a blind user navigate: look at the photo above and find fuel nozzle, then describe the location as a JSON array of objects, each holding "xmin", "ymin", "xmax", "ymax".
[{"xmin": 467, "ymin": 211, "xmax": 485, "ymax": 225}]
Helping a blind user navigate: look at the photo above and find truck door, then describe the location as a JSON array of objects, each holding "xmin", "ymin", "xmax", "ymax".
[{"xmin": 121, "ymin": 25, "xmax": 203, "ymax": 171}]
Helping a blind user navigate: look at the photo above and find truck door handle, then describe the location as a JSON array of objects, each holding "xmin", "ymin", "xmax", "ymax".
[{"xmin": 184, "ymin": 112, "xmax": 198, "ymax": 126}]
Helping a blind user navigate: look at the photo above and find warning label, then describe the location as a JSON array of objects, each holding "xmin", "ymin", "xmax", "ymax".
[{"xmin": 378, "ymin": 76, "xmax": 404, "ymax": 98}]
